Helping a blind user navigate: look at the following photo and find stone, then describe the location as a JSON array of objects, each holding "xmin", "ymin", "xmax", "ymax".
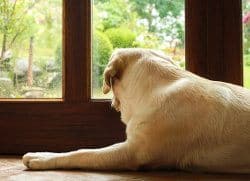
[
  {"xmin": 23, "ymin": 87, "xmax": 44, "ymax": 98},
  {"xmin": 45, "ymin": 60, "xmax": 59, "ymax": 72},
  {"xmin": 14, "ymin": 58, "xmax": 41, "ymax": 76}
]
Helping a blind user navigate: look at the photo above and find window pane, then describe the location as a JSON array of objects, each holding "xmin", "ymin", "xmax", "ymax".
[
  {"xmin": 92, "ymin": 0, "xmax": 185, "ymax": 99},
  {"xmin": 0, "ymin": 0, "xmax": 62, "ymax": 98},
  {"xmin": 243, "ymin": 0, "xmax": 250, "ymax": 89}
]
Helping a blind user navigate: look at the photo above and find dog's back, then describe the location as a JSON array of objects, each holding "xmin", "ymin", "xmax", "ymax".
[{"xmin": 110, "ymin": 48, "xmax": 250, "ymax": 173}]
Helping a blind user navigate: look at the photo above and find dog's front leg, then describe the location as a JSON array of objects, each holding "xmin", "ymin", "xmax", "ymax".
[{"xmin": 23, "ymin": 142, "xmax": 137, "ymax": 170}]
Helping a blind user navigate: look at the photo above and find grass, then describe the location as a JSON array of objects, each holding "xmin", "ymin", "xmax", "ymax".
[{"xmin": 244, "ymin": 65, "xmax": 250, "ymax": 89}]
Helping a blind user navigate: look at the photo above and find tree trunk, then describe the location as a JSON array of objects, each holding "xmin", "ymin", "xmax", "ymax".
[
  {"xmin": 0, "ymin": 34, "xmax": 7, "ymax": 61},
  {"xmin": 148, "ymin": 5, "xmax": 155, "ymax": 32},
  {"xmin": 27, "ymin": 36, "xmax": 34, "ymax": 87}
]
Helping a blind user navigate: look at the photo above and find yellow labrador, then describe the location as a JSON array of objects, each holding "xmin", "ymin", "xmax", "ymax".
[{"xmin": 23, "ymin": 48, "xmax": 250, "ymax": 173}]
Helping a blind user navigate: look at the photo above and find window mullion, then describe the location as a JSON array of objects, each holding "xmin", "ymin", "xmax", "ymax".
[{"xmin": 64, "ymin": 0, "xmax": 91, "ymax": 103}]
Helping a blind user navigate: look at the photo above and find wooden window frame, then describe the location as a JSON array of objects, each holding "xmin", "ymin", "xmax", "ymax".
[
  {"xmin": 0, "ymin": 0, "xmax": 242, "ymax": 154},
  {"xmin": 186, "ymin": 0, "xmax": 242, "ymax": 85}
]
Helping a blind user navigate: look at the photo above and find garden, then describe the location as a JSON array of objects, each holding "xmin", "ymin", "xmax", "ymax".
[
  {"xmin": 0, "ymin": 0, "xmax": 62, "ymax": 98},
  {"xmin": 92, "ymin": 0, "xmax": 185, "ymax": 97}
]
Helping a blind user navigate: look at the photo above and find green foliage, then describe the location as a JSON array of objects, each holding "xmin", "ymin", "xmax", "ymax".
[
  {"xmin": 93, "ymin": 0, "xmax": 186, "ymax": 95},
  {"xmin": 105, "ymin": 28, "xmax": 136, "ymax": 48},
  {"xmin": 130, "ymin": 0, "xmax": 184, "ymax": 18},
  {"xmin": 94, "ymin": 0, "xmax": 137, "ymax": 30},
  {"xmin": 130, "ymin": 0, "xmax": 184, "ymax": 31},
  {"xmin": 243, "ymin": 0, "xmax": 250, "ymax": 89},
  {"xmin": 133, "ymin": 32, "xmax": 160, "ymax": 48},
  {"xmin": 244, "ymin": 65, "xmax": 250, "ymax": 88},
  {"xmin": 243, "ymin": 0, "xmax": 250, "ymax": 54},
  {"xmin": 175, "ymin": 23, "xmax": 185, "ymax": 48},
  {"xmin": 0, "ymin": 0, "xmax": 26, "ymax": 35},
  {"xmin": 55, "ymin": 44, "xmax": 62, "ymax": 69},
  {"xmin": 128, "ymin": 0, "xmax": 185, "ymax": 47},
  {"xmin": 0, "ymin": 0, "xmax": 63, "ymax": 98},
  {"xmin": 245, "ymin": 55, "xmax": 250, "ymax": 66},
  {"xmin": 92, "ymin": 5, "xmax": 105, "ymax": 31},
  {"xmin": 92, "ymin": 31, "xmax": 113, "ymax": 88},
  {"xmin": 0, "ymin": 0, "xmax": 39, "ymax": 49}
]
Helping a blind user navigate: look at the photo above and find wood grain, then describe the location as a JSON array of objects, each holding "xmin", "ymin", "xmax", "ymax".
[
  {"xmin": 64, "ymin": 0, "xmax": 91, "ymax": 102},
  {"xmin": 185, "ymin": 0, "xmax": 208, "ymax": 76},
  {"xmin": 1, "ymin": 157, "xmax": 250, "ymax": 180},
  {"xmin": 0, "ymin": 102, "xmax": 125, "ymax": 154},
  {"xmin": 186, "ymin": 0, "xmax": 242, "ymax": 85}
]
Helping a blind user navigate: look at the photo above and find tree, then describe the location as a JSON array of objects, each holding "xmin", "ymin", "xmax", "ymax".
[
  {"xmin": 94, "ymin": 0, "xmax": 138, "ymax": 31},
  {"xmin": 129, "ymin": 0, "xmax": 184, "ymax": 46},
  {"xmin": 130, "ymin": 0, "xmax": 184, "ymax": 31},
  {"xmin": 0, "ymin": 0, "xmax": 40, "ymax": 61},
  {"xmin": 27, "ymin": 36, "xmax": 33, "ymax": 86}
]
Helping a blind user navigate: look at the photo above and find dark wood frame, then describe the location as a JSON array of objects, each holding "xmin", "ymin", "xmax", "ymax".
[
  {"xmin": 0, "ymin": 0, "xmax": 243, "ymax": 154},
  {"xmin": 186, "ymin": 0, "xmax": 242, "ymax": 85}
]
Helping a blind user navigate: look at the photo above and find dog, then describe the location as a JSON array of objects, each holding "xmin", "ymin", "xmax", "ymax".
[{"xmin": 23, "ymin": 48, "xmax": 250, "ymax": 173}]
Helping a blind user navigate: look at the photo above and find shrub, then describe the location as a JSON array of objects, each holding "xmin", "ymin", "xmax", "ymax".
[
  {"xmin": 55, "ymin": 44, "xmax": 62, "ymax": 68},
  {"xmin": 92, "ymin": 31, "xmax": 113, "ymax": 89},
  {"xmin": 105, "ymin": 28, "xmax": 136, "ymax": 48},
  {"xmin": 245, "ymin": 54, "xmax": 250, "ymax": 66},
  {"xmin": 132, "ymin": 32, "xmax": 160, "ymax": 49}
]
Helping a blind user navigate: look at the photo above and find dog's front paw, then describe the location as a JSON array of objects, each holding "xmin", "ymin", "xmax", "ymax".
[{"xmin": 23, "ymin": 152, "xmax": 58, "ymax": 170}]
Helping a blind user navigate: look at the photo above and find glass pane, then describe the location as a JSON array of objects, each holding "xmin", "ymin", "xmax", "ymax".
[
  {"xmin": 243, "ymin": 0, "xmax": 250, "ymax": 89},
  {"xmin": 92, "ymin": 0, "xmax": 185, "ymax": 98},
  {"xmin": 0, "ymin": 0, "xmax": 62, "ymax": 98}
]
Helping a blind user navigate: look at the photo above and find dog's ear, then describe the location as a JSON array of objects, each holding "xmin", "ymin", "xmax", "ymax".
[
  {"xmin": 102, "ymin": 55, "xmax": 125, "ymax": 94},
  {"xmin": 102, "ymin": 81, "xmax": 111, "ymax": 94},
  {"xmin": 102, "ymin": 67, "xmax": 116, "ymax": 94}
]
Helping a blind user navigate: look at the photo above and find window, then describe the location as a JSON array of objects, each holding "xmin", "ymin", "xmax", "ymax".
[{"xmin": 0, "ymin": 0, "xmax": 243, "ymax": 154}]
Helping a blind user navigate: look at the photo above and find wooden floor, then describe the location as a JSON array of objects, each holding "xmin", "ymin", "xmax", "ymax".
[{"xmin": 1, "ymin": 156, "xmax": 250, "ymax": 181}]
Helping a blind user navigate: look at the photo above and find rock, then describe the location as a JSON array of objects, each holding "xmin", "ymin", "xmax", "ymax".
[
  {"xmin": 45, "ymin": 60, "xmax": 59, "ymax": 72},
  {"xmin": 0, "ymin": 50, "xmax": 13, "ymax": 71},
  {"xmin": 23, "ymin": 87, "xmax": 44, "ymax": 98},
  {"xmin": 47, "ymin": 72, "xmax": 61, "ymax": 88},
  {"xmin": 14, "ymin": 58, "xmax": 41, "ymax": 76},
  {"xmin": 3, "ymin": 50, "xmax": 13, "ymax": 61}
]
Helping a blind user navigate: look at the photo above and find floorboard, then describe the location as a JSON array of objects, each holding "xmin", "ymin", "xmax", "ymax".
[{"xmin": 0, "ymin": 156, "xmax": 250, "ymax": 181}]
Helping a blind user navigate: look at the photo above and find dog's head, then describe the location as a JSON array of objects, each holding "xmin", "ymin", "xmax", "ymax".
[
  {"xmin": 102, "ymin": 48, "xmax": 177, "ymax": 111},
  {"xmin": 102, "ymin": 49, "xmax": 132, "ymax": 111}
]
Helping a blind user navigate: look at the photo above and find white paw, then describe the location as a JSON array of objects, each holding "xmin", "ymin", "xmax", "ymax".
[{"xmin": 22, "ymin": 152, "xmax": 58, "ymax": 170}]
